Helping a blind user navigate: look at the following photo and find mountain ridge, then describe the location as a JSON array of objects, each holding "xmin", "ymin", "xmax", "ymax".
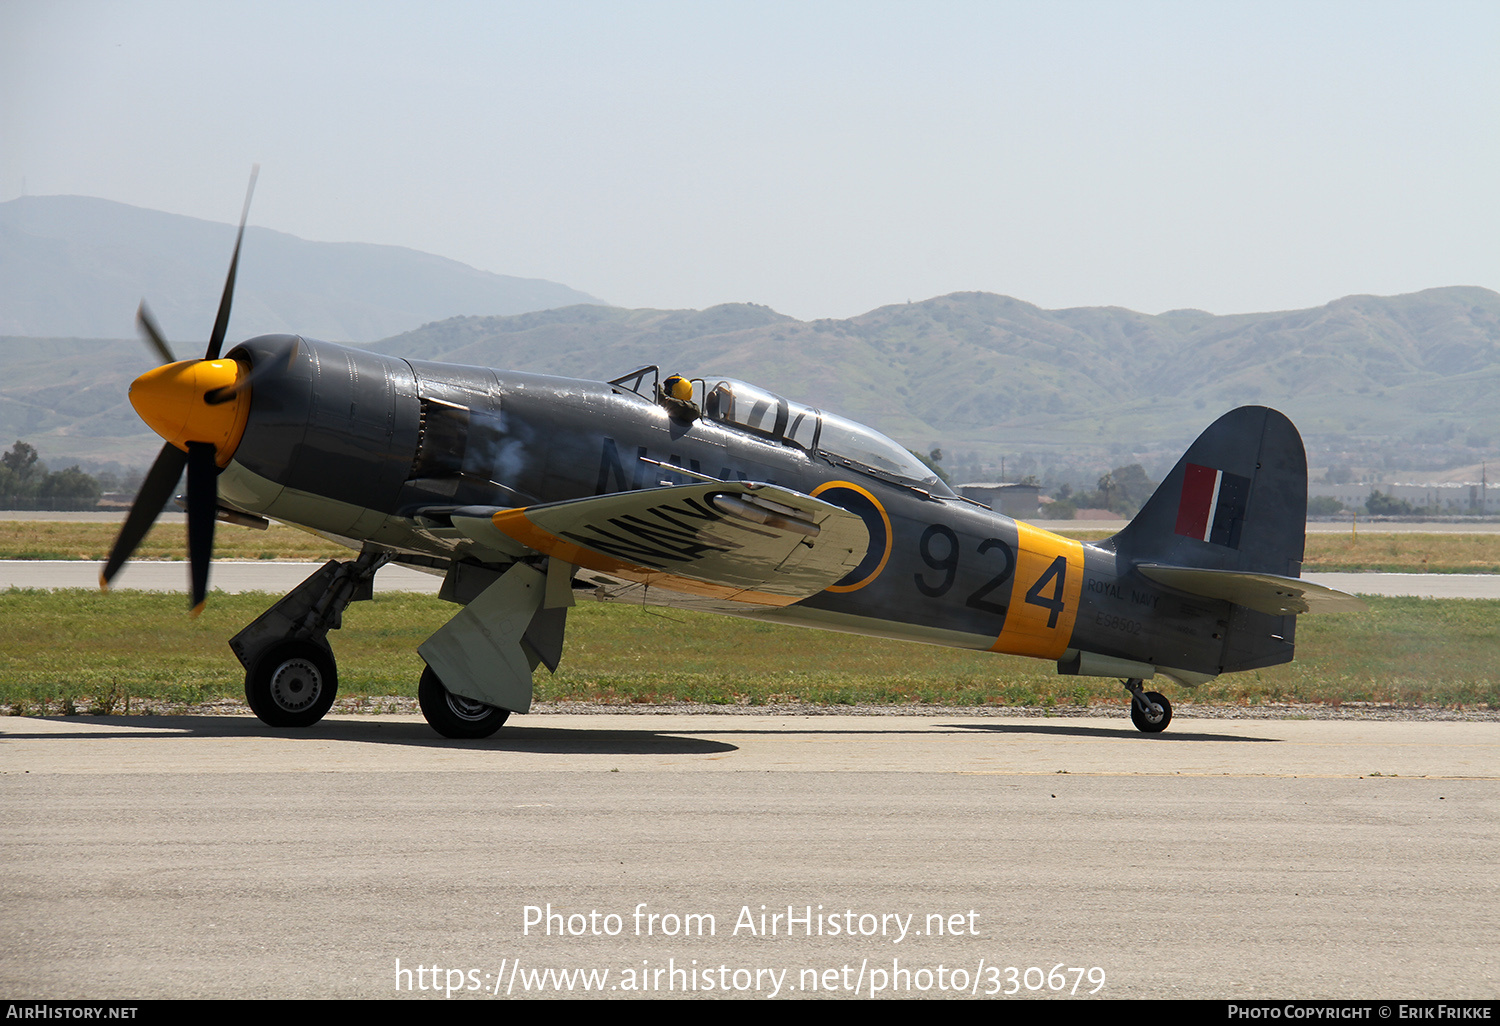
[
  {"xmin": 0, "ymin": 194, "xmax": 602, "ymax": 343},
  {"xmin": 370, "ymin": 284, "xmax": 1500, "ymax": 453},
  {"xmin": 1, "ymin": 194, "xmax": 1495, "ymax": 480}
]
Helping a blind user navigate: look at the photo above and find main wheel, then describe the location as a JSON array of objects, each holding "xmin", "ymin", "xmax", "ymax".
[
  {"xmin": 418, "ymin": 666, "xmax": 510, "ymax": 739},
  {"xmin": 1130, "ymin": 690, "xmax": 1172, "ymax": 733},
  {"xmin": 245, "ymin": 640, "xmax": 338, "ymax": 728}
]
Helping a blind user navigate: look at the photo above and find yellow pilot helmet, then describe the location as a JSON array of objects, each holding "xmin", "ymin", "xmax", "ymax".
[{"xmin": 664, "ymin": 374, "xmax": 693, "ymax": 401}]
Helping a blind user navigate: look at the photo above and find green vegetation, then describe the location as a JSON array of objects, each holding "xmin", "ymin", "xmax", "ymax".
[
  {"xmin": 8, "ymin": 287, "xmax": 1500, "ymax": 476},
  {"xmin": 1357, "ymin": 489, "xmax": 1483, "ymax": 517},
  {"xmin": 0, "ymin": 520, "xmax": 350, "ymax": 561},
  {"xmin": 1052, "ymin": 529, "xmax": 1500, "ymax": 573},
  {"xmin": 0, "ymin": 441, "xmax": 102, "ymax": 509},
  {"xmin": 2, "ymin": 590, "xmax": 1495, "ymax": 715},
  {"xmin": 1299, "ymin": 532, "xmax": 1500, "ymax": 572},
  {"xmin": 909, "ymin": 447, "xmax": 952, "ymax": 484},
  {"xmin": 1051, "ymin": 463, "xmax": 1156, "ymax": 517}
]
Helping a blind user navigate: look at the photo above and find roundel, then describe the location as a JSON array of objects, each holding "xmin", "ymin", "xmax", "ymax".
[{"xmin": 811, "ymin": 481, "xmax": 892, "ymax": 593}]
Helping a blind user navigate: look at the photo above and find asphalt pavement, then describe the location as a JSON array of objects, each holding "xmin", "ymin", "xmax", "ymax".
[
  {"xmin": 7, "ymin": 559, "xmax": 1500, "ymax": 598},
  {"xmin": 2, "ymin": 712, "xmax": 1496, "ymax": 1000}
]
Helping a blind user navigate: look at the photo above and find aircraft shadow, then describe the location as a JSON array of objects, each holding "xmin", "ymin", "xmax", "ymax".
[
  {"xmin": 5, "ymin": 714, "xmax": 1278, "ymax": 749},
  {"xmin": 945, "ymin": 721, "xmax": 1279, "ymax": 742},
  {"xmin": 641, "ymin": 722, "xmax": 1276, "ymax": 743},
  {"xmin": 3, "ymin": 715, "xmax": 738, "ymax": 756}
]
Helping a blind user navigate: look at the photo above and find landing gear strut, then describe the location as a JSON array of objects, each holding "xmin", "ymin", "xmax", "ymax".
[
  {"xmin": 1124, "ymin": 678, "xmax": 1172, "ymax": 733},
  {"xmin": 229, "ymin": 552, "xmax": 387, "ymax": 729}
]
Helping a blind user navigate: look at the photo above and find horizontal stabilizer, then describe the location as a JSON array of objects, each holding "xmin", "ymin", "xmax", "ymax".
[
  {"xmin": 1136, "ymin": 563, "xmax": 1366, "ymax": 616},
  {"xmin": 484, "ymin": 481, "xmax": 871, "ymax": 606}
]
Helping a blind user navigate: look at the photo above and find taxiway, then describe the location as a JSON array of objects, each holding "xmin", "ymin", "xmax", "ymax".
[{"xmin": 2, "ymin": 711, "xmax": 1495, "ymax": 999}]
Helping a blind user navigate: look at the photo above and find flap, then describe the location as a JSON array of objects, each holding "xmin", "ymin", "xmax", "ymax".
[
  {"xmin": 474, "ymin": 482, "xmax": 870, "ymax": 606},
  {"xmin": 1136, "ymin": 563, "xmax": 1367, "ymax": 615}
]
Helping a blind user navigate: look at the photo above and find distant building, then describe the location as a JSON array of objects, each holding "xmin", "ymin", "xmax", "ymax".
[
  {"xmin": 957, "ymin": 482, "xmax": 1042, "ymax": 518},
  {"xmin": 1308, "ymin": 480, "xmax": 1498, "ymax": 514}
]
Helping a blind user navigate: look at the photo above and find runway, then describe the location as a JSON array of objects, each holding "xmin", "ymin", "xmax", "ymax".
[
  {"xmin": 0, "ymin": 558, "xmax": 448, "ymax": 594},
  {"xmin": 1, "ymin": 711, "xmax": 1496, "ymax": 999},
  {"xmin": 4, "ymin": 513, "xmax": 1498, "ymax": 1000},
  {"xmin": 10, "ymin": 510, "xmax": 1500, "ymax": 533},
  {"xmin": 5, "ymin": 559, "xmax": 1500, "ymax": 599}
]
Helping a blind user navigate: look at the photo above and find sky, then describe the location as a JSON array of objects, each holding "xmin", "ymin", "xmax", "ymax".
[{"xmin": 2, "ymin": 0, "xmax": 1496, "ymax": 322}]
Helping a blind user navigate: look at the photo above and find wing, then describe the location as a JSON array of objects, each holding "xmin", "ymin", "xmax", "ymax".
[{"xmin": 450, "ymin": 482, "xmax": 870, "ymax": 606}]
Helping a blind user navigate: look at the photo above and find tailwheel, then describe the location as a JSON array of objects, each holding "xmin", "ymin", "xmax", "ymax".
[
  {"xmin": 245, "ymin": 639, "xmax": 338, "ymax": 728},
  {"xmin": 418, "ymin": 666, "xmax": 510, "ymax": 739},
  {"xmin": 1124, "ymin": 678, "xmax": 1172, "ymax": 733}
]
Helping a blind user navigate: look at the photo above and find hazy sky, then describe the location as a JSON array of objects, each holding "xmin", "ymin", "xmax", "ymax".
[{"xmin": 3, "ymin": 0, "xmax": 1496, "ymax": 321}]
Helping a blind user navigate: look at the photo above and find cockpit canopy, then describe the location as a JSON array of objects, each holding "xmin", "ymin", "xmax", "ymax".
[{"xmin": 609, "ymin": 366, "xmax": 953, "ymax": 496}]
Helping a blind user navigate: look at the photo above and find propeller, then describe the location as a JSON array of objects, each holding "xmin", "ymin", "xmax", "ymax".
[{"xmin": 100, "ymin": 166, "xmax": 260, "ymax": 615}]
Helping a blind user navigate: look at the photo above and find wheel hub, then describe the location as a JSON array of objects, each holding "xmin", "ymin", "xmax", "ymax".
[
  {"xmin": 445, "ymin": 692, "xmax": 493, "ymax": 722},
  {"xmin": 268, "ymin": 657, "xmax": 323, "ymax": 712}
]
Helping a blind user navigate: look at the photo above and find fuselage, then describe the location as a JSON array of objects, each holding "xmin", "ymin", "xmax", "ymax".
[{"xmin": 214, "ymin": 334, "xmax": 1241, "ymax": 681}]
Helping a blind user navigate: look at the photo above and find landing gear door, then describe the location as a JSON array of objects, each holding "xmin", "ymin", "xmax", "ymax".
[{"xmin": 417, "ymin": 562, "xmax": 546, "ymax": 713}]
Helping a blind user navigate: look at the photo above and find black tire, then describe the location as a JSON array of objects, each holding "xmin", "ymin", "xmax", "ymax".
[
  {"xmin": 245, "ymin": 640, "xmax": 338, "ymax": 728},
  {"xmin": 418, "ymin": 666, "xmax": 510, "ymax": 739},
  {"xmin": 1130, "ymin": 690, "xmax": 1172, "ymax": 733}
]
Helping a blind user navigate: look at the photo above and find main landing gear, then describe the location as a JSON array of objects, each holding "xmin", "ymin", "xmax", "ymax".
[
  {"xmin": 244, "ymin": 639, "xmax": 338, "ymax": 727},
  {"xmin": 229, "ymin": 551, "xmax": 515, "ymax": 737},
  {"xmin": 229, "ymin": 553, "xmax": 384, "ymax": 730},
  {"xmin": 417, "ymin": 666, "xmax": 510, "ymax": 739},
  {"xmin": 1123, "ymin": 678, "xmax": 1172, "ymax": 733}
]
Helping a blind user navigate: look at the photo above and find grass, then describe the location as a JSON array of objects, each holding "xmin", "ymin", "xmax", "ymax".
[
  {"xmin": 1297, "ymin": 532, "xmax": 1500, "ymax": 573},
  {"xmin": 1056, "ymin": 529, "xmax": 1500, "ymax": 573},
  {"xmin": 0, "ymin": 521, "xmax": 350, "ymax": 562},
  {"xmin": 6, "ymin": 522, "xmax": 1500, "ymax": 572},
  {"xmin": 2, "ymin": 589, "xmax": 1496, "ymax": 715}
]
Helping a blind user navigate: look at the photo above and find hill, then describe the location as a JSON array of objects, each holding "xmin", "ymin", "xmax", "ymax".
[
  {"xmin": 3, "ymin": 288, "xmax": 1498, "ymax": 483},
  {"xmin": 368, "ymin": 287, "xmax": 1500, "ymax": 475},
  {"xmin": 0, "ymin": 195, "xmax": 601, "ymax": 343}
]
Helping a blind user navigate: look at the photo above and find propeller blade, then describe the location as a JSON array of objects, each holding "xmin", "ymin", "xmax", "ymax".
[
  {"xmin": 184, "ymin": 438, "xmax": 219, "ymax": 612},
  {"xmin": 203, "ymin": 337, "xmax": 298, "ymax": 405},
  {"xmin": 100, "ymin": 442, "xmax": 188, "ymax": 590},
  {"xmin": 205, "ymin": 164, "xmax": 259, "ymax": 360},
  {"xmin": 136, "ymin": 302, "xmax": 176, "ymax": 364},
  {"xmin": 185, "ymin": 442, "xmax": 219, "ymax": 615}
]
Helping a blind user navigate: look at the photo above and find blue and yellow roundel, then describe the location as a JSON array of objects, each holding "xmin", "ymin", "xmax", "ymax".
[{"xmin": 811, "ymin": 481, "xmax": 892, "ymax": 593}]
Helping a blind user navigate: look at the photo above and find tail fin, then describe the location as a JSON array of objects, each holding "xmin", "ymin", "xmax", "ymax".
[
  {"xmin": 1096, "ymin": 408, "xmax": 1358, "ymax": 678},
  {"xmin": 1108, "ymin": 407, "xmax": 1314, "ymax": 675},
  {"xmin": 1111, "ymin": 406, "xmax": 1307, "ymax": 577}
]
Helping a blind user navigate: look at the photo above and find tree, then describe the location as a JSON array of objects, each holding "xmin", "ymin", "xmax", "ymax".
[
  {"xmin": 910, "ymin": 448, "xmax": 952, "ymax": 485},
  {"xmin": 1, "ymin": 441, "xmax": 39, "ymax": 477},
  {"xmin": 1109, "ymin": 464, "xmax": 1155, "ymax": 511},
  {"xmin": 1047, "ymin": 497, "xmax": 1077, "ymax": 519},
  {"xmin": 1095, "ymin": 472, "xmax": 1115, "ymax": 510},
  {"xmin": 0, "ymin": 441, "xmax": 102, "ymax": 508},
  {"xmin": 0, "ymin": 441, "xmax": 43, "ymax": 503},
  {"xmin": 1067, "ymin": 464, "xmax": 1158, "ymax": 516},
  {"xmin": 40, "ymin": 466, "xmax": 102, "ymax": 504},
  {"xmin": 1365, "ymin": 490, "xmax": 1416, "ymax": 516}
]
